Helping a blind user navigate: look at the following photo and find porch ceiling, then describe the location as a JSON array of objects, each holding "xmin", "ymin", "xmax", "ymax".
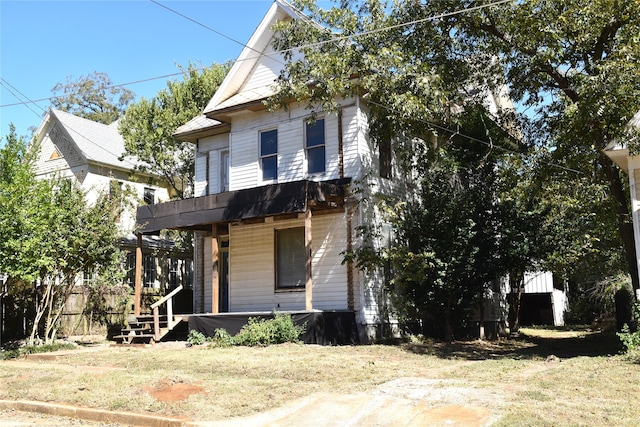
[{"xmin": 136, "ymin": 178, "xmax": 351, "ymax": 234}]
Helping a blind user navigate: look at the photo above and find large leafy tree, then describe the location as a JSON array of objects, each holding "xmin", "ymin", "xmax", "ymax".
[
  {"xmin": 119, "ymin": 63, "xmax": 230, "ymax": 199},
  {"xmin": 51, "ymin": 71, "xmax": 135, "ymax": 124},
  {"xmin": 422, "ymin": 0, "xmax": 640, "ymax": 291},
  {"xmin": 271, "ymin": 1, "xmax": 639, "ymax": 282}
]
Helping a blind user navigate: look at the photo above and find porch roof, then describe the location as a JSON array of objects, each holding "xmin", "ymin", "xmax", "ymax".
[{"xmin": 136, "ymin": 178, "xmax": 351, "ymax": 234}]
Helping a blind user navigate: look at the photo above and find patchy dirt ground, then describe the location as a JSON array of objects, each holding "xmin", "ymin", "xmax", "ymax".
[
  {"xmin": 145, "ymin": 378, "xmax": 208, "ymax": 403},
  {"xmin": 206, "ymin": 377, "xmax": 502, "ymax": 427}
]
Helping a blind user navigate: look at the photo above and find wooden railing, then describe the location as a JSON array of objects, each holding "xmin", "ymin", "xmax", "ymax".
[{"xmin": 150, "ymin": 285, "xmax": 183, "ymax": 341}]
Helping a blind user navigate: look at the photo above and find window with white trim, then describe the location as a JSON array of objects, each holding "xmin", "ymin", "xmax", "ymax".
[
  {"xmin": 125, "ymin": 252, "xmax": 135, "ymax": 288},
  {"xmin": 220, "ymin": 150, "xmax": 230, "ymax": 192},
  {"xmin": 260, "ymin": 129, "xmax": 278, "ymax": 181},
  {"xmin": 305, "ymin": 118, "xmax": 325, "ymax": 174},
  {"xmin": 275, "ymin": 227, "xmax": 306, "ymax": 290}
]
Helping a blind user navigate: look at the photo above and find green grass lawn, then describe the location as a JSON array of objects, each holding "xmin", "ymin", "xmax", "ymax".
[{"xmin": 0, "ymin": 328, "xmax": 638, "ymax": 426}]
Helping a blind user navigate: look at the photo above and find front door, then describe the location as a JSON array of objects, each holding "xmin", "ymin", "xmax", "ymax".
[{"xmin": 219, "ymin": 238, "xmax": 229, "ymax": 312}]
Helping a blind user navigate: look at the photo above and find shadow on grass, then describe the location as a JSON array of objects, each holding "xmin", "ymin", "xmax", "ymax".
[{"xmin": 400, "ymin": 328, "xmax": 623, "ymax": 361}]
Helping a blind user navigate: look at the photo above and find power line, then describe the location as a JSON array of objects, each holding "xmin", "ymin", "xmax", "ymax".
[
  {"xmin": 1, "ymin": 0, "xmax": 513, "ymax": 110},
  {"xmin": 0, "ymin": 79, "xmax": 45, "ymax": 118}
]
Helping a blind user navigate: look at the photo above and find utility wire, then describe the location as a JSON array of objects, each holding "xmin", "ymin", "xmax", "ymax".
[
  {"xmin": 0, "ymin": 79, "xmax": 45, "ymax": 118},
  {"xmin": 1, "ymin": 0, "xmax": 514, "ymax": 109}
]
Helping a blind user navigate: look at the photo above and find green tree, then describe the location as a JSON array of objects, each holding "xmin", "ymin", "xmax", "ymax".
[
  {"xmin": 0, "ymin": 128, "xmax": 124, "ymax": 344},
  {"xmin": 119, "ymin": 63, "xmax": 230, "ymax": 199},
  {"xmin": 51, "ymin": 71, "xmax": 135, "ymax": 124}
]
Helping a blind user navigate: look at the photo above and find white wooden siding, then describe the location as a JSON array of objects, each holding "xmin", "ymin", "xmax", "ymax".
[
  {"xmin": 34, "ymin": 123, "xmax": 83, "ymax": 176},
  {"xmin": 241, "ymin": 43, "xmax": 283, "ymax": 92},
  {"xmin": 227, "ymin": 213, "xmax": 349, "ymax": 312},
  {"xmin": 220, "ymin": 103, "xmax": 362, "ymax": 192}
]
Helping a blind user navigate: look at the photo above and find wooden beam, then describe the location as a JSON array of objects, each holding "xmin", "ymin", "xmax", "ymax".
[
  {"xmin": 134, "ymin": 233, "xmax": 142, "ymax": 316},
  {"xmin": 211, "ymin": 228, "xmax": 219, "ymax": 314},
  {"xmin": 305, "ymin": 209, "xmax": 313, "ymax": 311}
]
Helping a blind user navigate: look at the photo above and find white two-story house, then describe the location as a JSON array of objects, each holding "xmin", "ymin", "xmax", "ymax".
[{"xmin": 133, "ymin": 0, "xmax": 404, "ymax": 343}]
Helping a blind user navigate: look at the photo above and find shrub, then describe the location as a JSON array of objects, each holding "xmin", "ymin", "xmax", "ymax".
[
  {"xmin": 187, "ymin": 330, "xmax": 207, "ymax": 346},
  {"xmin": 209, "ymin": 313, "xmax": 305, "ymax": 347},
  {"xmin": 617, "ymin": 302, "xmax": 640, "ymax": 359},
  {"xmin": 209, "ymin": 328, "xmax": 235, "ymax": 347}
]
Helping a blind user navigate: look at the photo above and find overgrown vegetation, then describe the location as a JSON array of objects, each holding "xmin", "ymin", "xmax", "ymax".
[
  {"xmin": 187, "ymin": 313, "xmax": 305, "ymax": 347},
  {"xmin": 618, "ymin": 302, "xmax": 640, "ymax": 362},
  {"xmin": 0, "ymin": 127, "xmax": 125, "ymax": 345},
  {"xmin": 270, "ymin": 0, "xmax": 640, "ymax": 339}
]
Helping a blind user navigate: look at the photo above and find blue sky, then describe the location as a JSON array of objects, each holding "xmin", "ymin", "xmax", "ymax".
[{"xmin": 0, "ymin": 0, "xmax": 300, "ymax": 144}]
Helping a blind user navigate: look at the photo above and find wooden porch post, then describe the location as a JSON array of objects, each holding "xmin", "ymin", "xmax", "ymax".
[
  {"xmin": 305, "ymin": 209, "xmax": 313, "ymax": 311},
  {"xmin": 211, "ymin": 227, "xmax": 219, "ymax": 314},
  {"xmin": 134, "ymin": 233, "xmax": 142, "ymax": 316}
]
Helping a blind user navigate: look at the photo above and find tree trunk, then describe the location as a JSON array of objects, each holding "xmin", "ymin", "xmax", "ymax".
[
  {"xmin": 479, "ymin": 293, "xmax": 486, "ymax": 341},
  {"xmin": 599, "ymin": 153, "xmax": 639, "ymax": 293},
  {"xmin": 507, "ymin": 271, "xmax": 523, "ymax": 334},
  {"xmin": 444, "ymin": 298, "xmax": 454, "ymax": 342}
]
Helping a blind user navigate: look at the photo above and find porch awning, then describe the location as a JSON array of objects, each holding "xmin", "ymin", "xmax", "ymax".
[{"xmin": 136, "ymin": 178, "xmax": 351, "ymax": 234}]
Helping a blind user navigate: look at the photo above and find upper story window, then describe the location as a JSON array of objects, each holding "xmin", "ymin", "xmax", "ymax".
[
  {"xmin": 220, "ymin": 150, "xmax": 230, "ymax": 192},
  {"xmin": 379, "ymin": 140, "xmax": 392, "ymax": 179},
  {"xmin": 260, "ymin": 129, "xmax": 278, "ymax": 182},
  {"xmin": 306, "ymin": 118, "xmax": 325, "ymax": 175},
  {"xmin": 143, "ymin": 187, "xmax": 155, "ymax": 205}
]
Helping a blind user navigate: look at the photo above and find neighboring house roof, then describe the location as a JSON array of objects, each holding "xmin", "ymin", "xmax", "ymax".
[
  {"xmin": 36, "ymin": 108, "xmax": 138, "ymax": 171},
  {"xmin": 203, "ymin": 0, "xmax": 305, "ymax": 117}
]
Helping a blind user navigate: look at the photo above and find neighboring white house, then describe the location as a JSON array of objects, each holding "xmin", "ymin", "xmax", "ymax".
[
  {"xmin": 30, "ymin": 109, "xmax": 193, "ymax": 320},
  {"xmin": 133, "ymin": 0, "xmax": 514, "ymax": 342}
]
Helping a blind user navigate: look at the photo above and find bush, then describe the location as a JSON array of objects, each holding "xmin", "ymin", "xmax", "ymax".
[
  {"xmin": 187, "ymin": 330, "xmax": 207, "ymax": 346},
  {"xmin": 210, "ymin": 328, "xmax": 235, "ymax": 347},
  {"xmin": 209, "ymin": 313, "xmax": 305, "ymax": 347},
  {"xmin": 617, "ymin": 302, "xmax": 640, "ymax": 358}
]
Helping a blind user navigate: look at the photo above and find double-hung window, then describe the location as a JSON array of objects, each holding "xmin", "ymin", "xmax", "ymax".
[
  {"xmin": 305, "ymin": 118, "xmax": 325, "ymax": 175},
  {"xmin": 379, "ymin": 140, "xmax": 392, "ymax": 179},
  {"xmin": 275, "ymin": 227, "xmax": 306, "ymax": 291},
  {"xmin": 143, "ymin": 187, "xmax": 155, "ymax": 205},
  {"xmin": 260, "ymin": 129, "xmax": 278, "ymax": 181}
]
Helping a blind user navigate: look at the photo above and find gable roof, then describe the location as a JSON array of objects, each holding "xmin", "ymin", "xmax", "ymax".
[
  {"xmin": 208, "ymin": 0, "xmax": 311, "ymax": 118},
  {"xmin": 37, "ymin": 108, "xmax": 138, "ymax": 170}
]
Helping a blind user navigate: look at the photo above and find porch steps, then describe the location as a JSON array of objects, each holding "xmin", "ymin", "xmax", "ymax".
[{"xmin": 114, "ymin": 314, "xmax": 184, "ymax": 344}]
